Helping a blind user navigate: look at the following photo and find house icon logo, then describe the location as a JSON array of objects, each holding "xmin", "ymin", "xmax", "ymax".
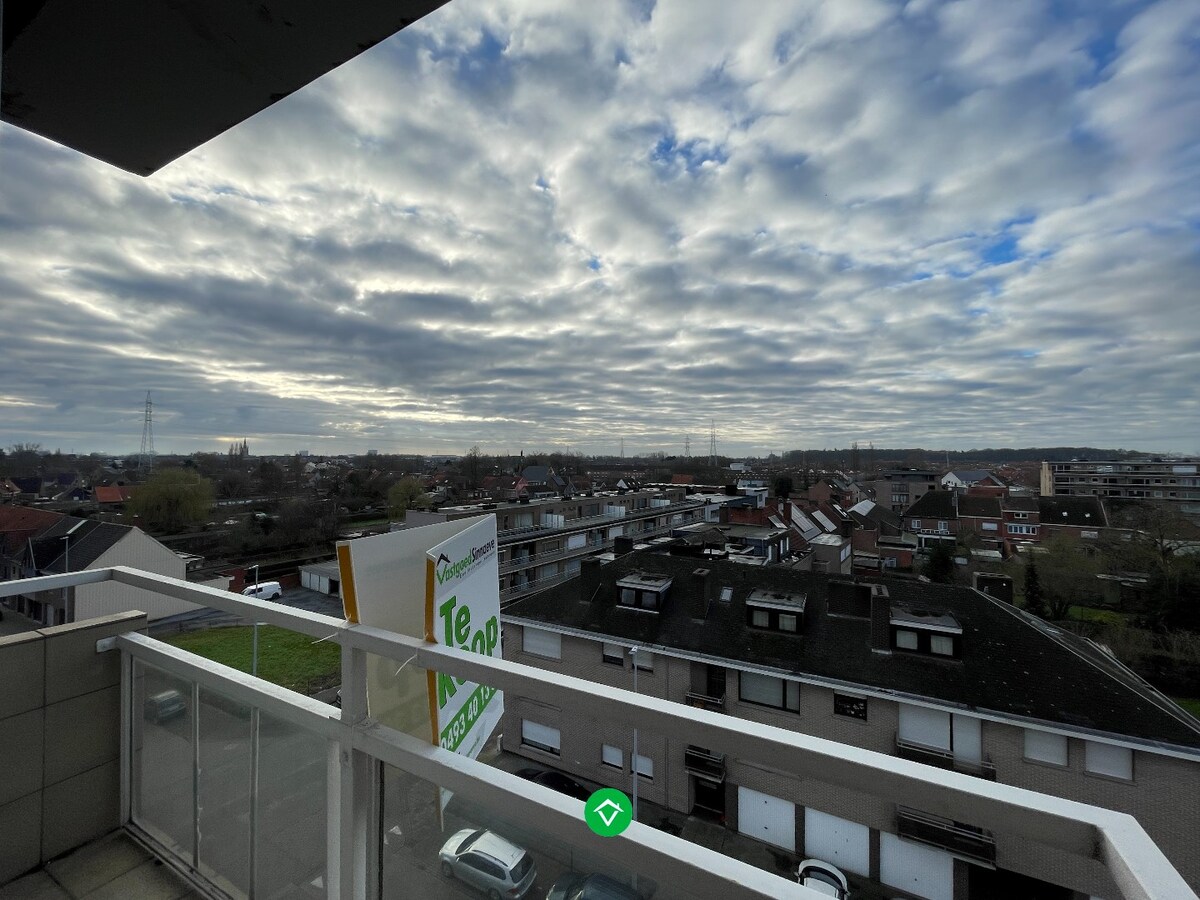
[{"xmin": 584, "ymin": 789, "xmax": 633, "ymax": 837}]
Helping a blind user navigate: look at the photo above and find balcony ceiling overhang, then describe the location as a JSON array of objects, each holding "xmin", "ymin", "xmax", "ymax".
[{"xmin": 1, "ymin": 0, "xmax": 450, "ymax": 176}]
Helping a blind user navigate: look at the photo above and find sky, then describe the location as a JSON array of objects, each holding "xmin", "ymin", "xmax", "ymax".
[{"xmin": 2, "ymin": 0, "xmax": 1199, "ymax": 459}]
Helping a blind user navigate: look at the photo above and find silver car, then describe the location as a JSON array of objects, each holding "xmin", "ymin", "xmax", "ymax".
[{"xmin": 438, "ymin": 828, "xmax": 537, "ymax": 900}]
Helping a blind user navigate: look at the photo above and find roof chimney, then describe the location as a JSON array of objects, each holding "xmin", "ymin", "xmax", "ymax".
[
  {"xmin": 613, "ymin": 535, "xmax": 635, "ymax": 556},
  {"xmin": 689, "ymin": 568, "xmax": 711, "ymax": 620},
  {"xmin": 870, "ymin": 584, "xmax": 891, "ymax": 653},
  {"xmin": 580, "ymin": 557, "xmax": 604, "ymax": 603}
]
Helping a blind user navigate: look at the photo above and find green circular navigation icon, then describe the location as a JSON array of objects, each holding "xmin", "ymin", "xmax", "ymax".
[{"xmin": 584, "ymin": 788, "xmax": 633, "ymax": 837}]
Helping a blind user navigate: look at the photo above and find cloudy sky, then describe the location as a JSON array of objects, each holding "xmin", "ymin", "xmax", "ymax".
[{"xmin": 2, "ymin": 0, "xmax": 1199, "ymax": 458}]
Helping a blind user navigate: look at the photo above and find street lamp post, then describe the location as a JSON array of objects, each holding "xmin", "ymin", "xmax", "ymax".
[
  {"xmin": 247, "ymin": 564, "xmax": 260, "ymax": 677},
  {"xmin": 60, "ymin": 520, "xmax": 85, "ymax": 624}
]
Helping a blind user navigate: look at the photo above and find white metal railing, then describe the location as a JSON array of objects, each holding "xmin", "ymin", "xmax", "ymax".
[{"xmin": 1, "ymin": 567, "xmax": 1195, "ymax": 900}]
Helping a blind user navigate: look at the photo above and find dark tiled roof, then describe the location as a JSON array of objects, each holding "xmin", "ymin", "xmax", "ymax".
[
  {"xmin": 1039, "ymin": 496, "xmax": 1107, "ymax": 527},
  {"xmin": 505, "ymin": 551, "xmax": 1200, "ymax": 751},
  {"xmin": 946, "ymin": 470, "xmax": 997, "ymax": 485},
  {"xmin": 958, "ymin": 496, "xmax": 1002, "ymax": 518},
  {"xmin": 903, "ymin": 491, "xmax": 957, "ymax": 519},
  {"xmin": 32, "ymin": 517, "xmax": 131, "ymax": 572},
  {"xmin": 1004, "ymin": 497, "xmax": 1040, "ymax": 513}
]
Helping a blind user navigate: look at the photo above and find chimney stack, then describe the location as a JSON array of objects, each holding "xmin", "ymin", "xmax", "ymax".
[
  {"xmin": 870, "ymin": 584, "xmax": 891, "ymax": 652},
  {"xmin": 689, "ymin": 568, "xmax": 711, "ymax": 620},
  {"xmin": 613, "ymin": 535, "xmax": 635, "ymax": 556},
  {"xmin": 580, "ymin": 557, "xmax": 604, "ymax": 603}
]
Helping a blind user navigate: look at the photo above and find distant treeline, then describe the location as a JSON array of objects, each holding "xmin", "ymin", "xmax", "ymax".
[{"xmin": 781, "ymin": 447, "xmax": 1146, "ymax": 466}]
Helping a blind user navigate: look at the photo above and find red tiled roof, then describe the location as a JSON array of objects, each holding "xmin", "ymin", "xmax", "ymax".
[
  {"xmin": 671, "ymin": 474, "xmax": 695, "ymax": 484},
  {"xmin": 0, "ymin": 506, "xmax": 64, "ymax": 555},
  {"xmin": 95, "ymin": 485, "xmax": 134, "ymax": 503}
]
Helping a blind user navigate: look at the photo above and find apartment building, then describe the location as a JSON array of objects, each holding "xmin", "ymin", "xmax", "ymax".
[
  {"xmin": 870, "ymin": 469, "xmax": 942, "ymax": 514},
  {"xmin": 405, "ymin": 486, "xmax": 705, "ymax": 601},
  {"xmin": 1041, "ymin": 458, "xmax": 1200, "ymax": 509},
  {"xmin": 501, "ymin": 550, "xmax": 1200, "ymax": 900}
]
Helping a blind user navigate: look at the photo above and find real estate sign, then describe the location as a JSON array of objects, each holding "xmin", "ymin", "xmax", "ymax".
[{"xmin": 335, "ymin": 515, "xmax": 503, "ymax": 761}]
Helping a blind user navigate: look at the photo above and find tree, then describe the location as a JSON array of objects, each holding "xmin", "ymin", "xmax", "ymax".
[
  {"xmin": 257, "ymin": 460, "xmax": 285, "ymax": 496},
  {"xmin": 128, "ymin": 469, "xmax": 213, "ymax": 533},
  {"xmin": 1038, "ymin": 535, "xmax": 1106, "ymax": 620},
  {"xmin": 924, "ymin": 541, "xmax": 955, "ymax": 584},
  {"xmin": 1024, "ymin": 559, "xmax": 1047, "ymax": 618},
  {"xmin": 774, "ymin": 475, "xmax": 793, "ymax": 499},
  {"xmin": 387, "ymin": 477, "xmax": 425, "ymax": 519},
  {"xmin": 216, "ymin": 469, "xmax": 253, "ymax": 499}
]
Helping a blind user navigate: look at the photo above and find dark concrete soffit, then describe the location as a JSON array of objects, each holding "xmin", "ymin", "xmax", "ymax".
[{"xmin": 2, "ymin": 0, "xmax": 450, "ymax": 176}]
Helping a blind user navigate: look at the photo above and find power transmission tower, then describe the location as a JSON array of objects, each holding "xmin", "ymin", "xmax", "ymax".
[
  {"xmin": 684, "ymin": 434, "xmax": 691, "ymax": 457},
  {"xmin": 138, "ymin": 392, "xmax": 155, "ymax": 474},
  {"xmin": 709, "ymin": 420, "xmax": 717, "ymax": 468}
]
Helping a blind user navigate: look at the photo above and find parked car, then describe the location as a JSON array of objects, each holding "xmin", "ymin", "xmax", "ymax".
[
  {"xmin": 546, "ymin": 872, "xmax": 641, "ymax": 900},
  {"xmin": 796, "ymin": 859, "xmax": 850, "ymax": 899},
  {"xmin": 514, "ymin": 767, "xmax": 591, "ymax": 801},
  {"xmin": 144, "ymin": 689, "xmax": 186, "ymax": 724},
  {"xmin": 242, "ymin": 580, "xmax": 282, "ymax": 600},
  {"xmin": 439, "ymin": 828, "xmax": 537, "ymax": 900}
]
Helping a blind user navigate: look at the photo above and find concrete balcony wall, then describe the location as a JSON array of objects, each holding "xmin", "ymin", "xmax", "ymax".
[{"xmin": 0, "ymin": 611, "xmax": 147, "ymax": 884}]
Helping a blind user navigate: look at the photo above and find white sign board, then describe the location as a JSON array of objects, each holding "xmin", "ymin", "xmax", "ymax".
[
  {"xmin": 335, "ymin": 516, "xmax": 503, "ymax": 761},
  {"xmin": 426, "ymin": 517, "xmax": 504, "ymax": 758}
]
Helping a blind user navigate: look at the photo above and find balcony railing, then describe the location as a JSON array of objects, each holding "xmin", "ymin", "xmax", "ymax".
[
  {"xmin": 895, "ymin": 735, "xmax": 997, "ymax": 780},
  {"xmin": 498, "ymin": 500, "xmax": 704, "ymax": 539},
  {"xmin": 684, "ymin": 746, "xmax": 726, "ymax": 783},
  {"xmin": 685, "ymin": 691, "xmax": 726, "ymax": 712},
  {"xmin": 0, "ymin": 567, "xmax": 1194, "ymax": 900},
  {"xmin": 896, "ymin": 806, "xmax": 996, "ymax": 865}
]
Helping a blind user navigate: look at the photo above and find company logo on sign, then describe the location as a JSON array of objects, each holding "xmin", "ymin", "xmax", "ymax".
[{"xmin": 434, "ymin": 538, "xmax": 497, "ymax": 586}]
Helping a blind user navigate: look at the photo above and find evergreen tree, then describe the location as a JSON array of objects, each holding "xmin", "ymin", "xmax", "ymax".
[
  {"xmin": 1024, "ymin": 559, "xmax": 1047, "ymax": 618},
  {"xmin": 925, "ymin": 541, "xmax": 955, "ymax": 583}
]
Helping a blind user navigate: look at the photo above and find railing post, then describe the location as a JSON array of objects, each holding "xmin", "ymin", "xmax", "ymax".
[{"xmin": 329, "ymin": 644, "xmax": 372, "ymax": 900}]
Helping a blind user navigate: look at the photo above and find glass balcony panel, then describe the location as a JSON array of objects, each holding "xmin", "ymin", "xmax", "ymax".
[
  {"xmin": 255, "ymin": 711, "xmax": 328, "ymax": 899},
  {"xmin": 131, "ymin": 661, "xmax": 195, "ymax": 861},
  {"xmin": 379, "ymin": 763, "xmax": 710, "ymax": 900},
  {"xmin": 197, "ymin": 688, "xmax": 253, "ymax": 897}
]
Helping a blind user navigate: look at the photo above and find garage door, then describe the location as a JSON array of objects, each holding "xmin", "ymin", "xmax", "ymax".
[
  {"xmin": 804, "ymin": 808, "xmax": 870, "ymax": 876},
  {"xmin": 880, "ymin": 833, "xmax": 953, "ymax": 900},
  {"xmin": 737, "ymin": 787, "xmax": 795, "ymax": 852}
]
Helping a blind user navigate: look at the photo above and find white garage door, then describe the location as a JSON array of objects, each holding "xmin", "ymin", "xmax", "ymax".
[
  {"xmin": 737, "ymin": 787, "xmax": 795, "ymax": 852},
  {"xmin": 804, "ymin": 808, "xmax": 870, "ymax": 876},
  {"xmin": 880, "ymin": 833, "xmax": 954, "ymax": 900}
]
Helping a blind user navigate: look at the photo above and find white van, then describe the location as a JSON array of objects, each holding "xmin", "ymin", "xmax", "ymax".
[{"xmin": 242, "ymin": 581, "xmax": 283, "ymax": 600}]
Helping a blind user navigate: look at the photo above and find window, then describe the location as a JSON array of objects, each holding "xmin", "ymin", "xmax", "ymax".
[
  {"xmin": 602, "ymin": 744, "xmax": 623, "ymax": 769},
  {"xmin": 621, "ymin": 587, "xmax": 636, "ymax": 605},
  {"xmin": 936, "ymin": 520, "xmax": 949, "ymax": 532},
  {"xmin": 634, "ymin": 753, "xmax": 654, "ymax": 779},
  {"xmin": 778, "ymin": 613, "xmax": 798, "ymax": 632},
  {"xmin": 895, "ymin": 630, "xmax": 919, "ymax": 650},
  {"xmin": 739, "ymin": 671, "xmax": 800, "ymax": 711},
  {"xmin": 520, "ymin": 720, "xmax": 560, "ymax": 755},
  {"xmin": 719, "ymin": 586, "xmax": 733, "ymax": 603},
  {"xmin": 911, "ymin": 519, "xmax": 921, "ymax": 529},
  {"xmin": 1086, "ymin": 742, "xmax": 1133, "ymax": 780},
  {"xmin": 750, "ymin": 608, "xmax": 770, "ymax": 628},
  {"xmin": 1024, "ymin": 730, "xmax": 1068, "ymax": 766},
  {"xmin": 632, "ymin": 649, "xmax": 653, "ymax": 672},
  {"xmin": 834, "ymin": 694, "xmax": 867, "ymax": 720},
  {"xmin": 930, "ymin": 634, "xmax": 954, "ymax": 656},
  {"xmin": 602, "ymin": 642, "xmax": 624, "ymax": 665},
  {"xmin": 1008, "ymin": 524, "xmax": 1037, "ymax": 535},
  {"xmin": 522, "ymin": 627, "xmax": 561, "ymax": 659},
  {"xmin": 981, "ymin": 521, "xmax": 998, "ymax": 531},
  {"xmin": 1013, "ymin": 512, "xmax": 1028, "ymax": 520}
]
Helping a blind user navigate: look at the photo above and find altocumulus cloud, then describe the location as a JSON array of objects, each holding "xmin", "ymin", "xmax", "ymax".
[{"xmin": 1, "ymin": 0, "xmax": 1198, "ymax": 456}]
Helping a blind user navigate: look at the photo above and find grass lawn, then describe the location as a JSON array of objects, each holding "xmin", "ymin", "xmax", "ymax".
[
  {"xmin": 1173, "ymin": 697, "xmax": 1200, "ymax": 719},
  {"xmin": 165, "ymin": 625, "xmax": 341, "ymax": 695},
  {"xmin": 1067, "ymin": 605, "xmax": 1131, "ymax": 626}
]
